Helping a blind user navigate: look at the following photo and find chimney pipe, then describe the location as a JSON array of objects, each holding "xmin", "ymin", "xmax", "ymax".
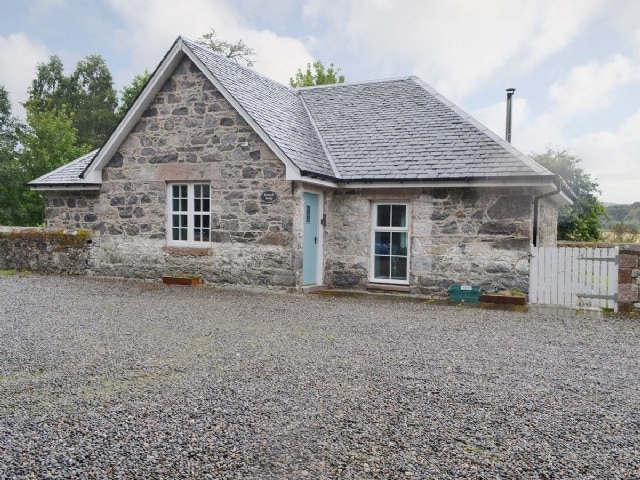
[{"xmin": 505, "ymin": 88, "xmax": 515, "ymax": 143}]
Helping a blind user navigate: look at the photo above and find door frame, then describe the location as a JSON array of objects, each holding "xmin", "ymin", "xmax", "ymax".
[{"xmin": 302, "ymin": 190, "xmax": 324, "ymax": 286}]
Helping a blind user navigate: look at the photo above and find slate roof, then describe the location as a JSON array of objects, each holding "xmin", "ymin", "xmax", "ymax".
[
  {"xmin": 29, "ymin": 150, "xmax": 99, "ymax": 187},
  {"xmin": 298, "ymin": 78, "xmax": 550, "ymax": 180},
  {"xmin": 30, "ymin": 36, "xmax": 554, "ymax": 188}
]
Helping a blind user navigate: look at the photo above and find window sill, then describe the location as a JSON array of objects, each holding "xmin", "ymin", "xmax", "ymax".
[{"xmin": 163, "ymin": 245, "xmax": 212, "ymax": 256}]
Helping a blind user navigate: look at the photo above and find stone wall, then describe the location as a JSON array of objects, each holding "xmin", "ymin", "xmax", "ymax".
[
  {"xmin": 325, "ymin": 187, "xmax": 544, "ymax": 295},
  {"xmin": 617, "ymin": 244, "xmax": 640, "ymax": 312},
  {"xmin": 0, "ymin": 227, "xmax": 92, "ymax": 274},
  {"xmin": 43, "ymin": 56, "xmax": 299, "ymax": 287},
  {"xmin": 44, "ymin": 191, "xmax": 100, "ymax": 230}
]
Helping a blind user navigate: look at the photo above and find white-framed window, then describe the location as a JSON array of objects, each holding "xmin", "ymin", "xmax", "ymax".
[
  {"xmin": 167, "ymin": 183, "xmax": 211, "ymax": 245},
  {"xmin": 371, "ymin": 203, "xmax": 409, "ymax": 284}
]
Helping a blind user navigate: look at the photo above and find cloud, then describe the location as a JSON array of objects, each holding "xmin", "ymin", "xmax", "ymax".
[
  {"xmin": 300, "ymin": 0, "xmax": 606, "ymax": 101},
  {"xmin": 521, "ymin": 0, "xmax": 605, "ymax": 69},
  {"xmin": 549, "ymin": 54, "xmax": 640, "ymax": 115},
  {"xmin": 570, "ymin": 109, "xmax": 640, "ymax": 203},
  {"xmin": 0, "ymin": 33, "xmax": 49, "ymax": 119},
  {"xmin": 474, "ymin": 93, "xmax": 640, "ymax": 204},
  {"xmin": 106, "ymin": 0, "xmax": 313, "ymax": 86}
]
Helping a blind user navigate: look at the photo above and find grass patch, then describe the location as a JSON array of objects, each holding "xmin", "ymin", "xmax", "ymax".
[{"xmin": 0, "ymin": 269, "xmax": 29, "ymax": 276}]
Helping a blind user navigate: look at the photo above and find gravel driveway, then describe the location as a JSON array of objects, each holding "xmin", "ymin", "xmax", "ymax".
[{"xmin": 1, "ymin": 274, "xmax": 639, "ymax": 479}]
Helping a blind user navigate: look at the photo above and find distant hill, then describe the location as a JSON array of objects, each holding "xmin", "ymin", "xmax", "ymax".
[{"xmin": 601, "ymin": 202, "xmax": 640, "ymax": 229}]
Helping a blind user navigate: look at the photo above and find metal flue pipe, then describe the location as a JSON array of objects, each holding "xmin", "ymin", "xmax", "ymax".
[{"xmin": 505, "ymin": 88, "xmax": 515, "ymax": 143}]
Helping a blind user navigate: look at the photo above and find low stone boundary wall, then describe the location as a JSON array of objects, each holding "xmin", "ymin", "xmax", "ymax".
[{"xmin": 0, "ymin": 227, "xmax": 93, "ymax": 275}]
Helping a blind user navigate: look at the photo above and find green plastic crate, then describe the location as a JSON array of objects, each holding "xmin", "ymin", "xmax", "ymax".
[{"xmin": 448, "ymin": 284, "xmax": 482, "ymax": 302}]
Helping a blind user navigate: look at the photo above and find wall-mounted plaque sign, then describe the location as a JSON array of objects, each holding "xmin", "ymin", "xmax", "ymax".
[{"xmin": 260, "ymin": 191, "xmax": 278, "ymax": 204}]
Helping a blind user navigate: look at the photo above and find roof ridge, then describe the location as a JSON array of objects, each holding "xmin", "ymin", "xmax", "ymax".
[
  {"xmin": 297, "ymin": 92, "xmax": 341, "ymax": 179},
  {"xmin": 180, "ymin": 36, "xmax": 294, "ymax": 91},
  {"xmin": 292, "ymin": 76, "xmax": 415, "ymax": 90}
]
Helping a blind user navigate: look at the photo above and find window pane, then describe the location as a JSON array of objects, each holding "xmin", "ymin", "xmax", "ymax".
[
  {"xmin": 201, "ymin": 229, "xmax": 210, "ymax": 242},
  {"xmin": 195, "ymin": 216, "xmax": 201, "ymax": 228},
  {"xmin": 375, "ymin": 232, "xmax": 390, "ymax": 255},
  {"xmin": 376, "ymin": 205, "xmax": 391, "ymax": 227},
  {"xmin": 180, "ymin": 199, "xmax": 187, "ymax": 211},
  {"xmin": 391, "ymin": 232, "xmax": 407, "ymax": 256},
  {"xmin": 391, "ymin": 257, "xmax": 407, "ymax": 280},
  {"xmin": 202, "ymin": 216, "xmax": 210, "ymax": 228},
  {"xmin": 201, "ymin": 184, "xmax": 210, "ymax": 197},
  {"xmin": 374, "ymin": 256, "xmax": 390, "ymax": 278},
  {"xmin": 180, "ymin": 185, "xmax": 187, "ymax": 197},
  {"xmin": 203, "ymin": 199, "xmax": 210, "ymax": 211},
  {"xmin": 180, "ymin": 215, "xmax": 187, "ymax": 227},
  {"xmin": 180, "ymin": 228, "xmax": 187, "ymax": 240},
  {"xmin": 194, "ymin": 199, "xmax": 201, "ymax": 212},
  {"xmin": 172, "ymin": 185, "xmax": 180, "ymax": 198},
  {"xmin": 391, "ymin": 205, "xmax": 407, "ymax": 227},
  {"xmin": 172, "ymin": 215, "xmax": 180, "ymax": 227},
  {"xmin": 194, "ymin": 184, "xmax": 201, "ymax": 197}
]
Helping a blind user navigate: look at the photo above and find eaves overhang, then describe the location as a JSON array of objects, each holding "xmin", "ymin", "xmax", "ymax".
[
  {"xmin": 325, "ymin": 174, "xmax": 574, "ymax": 206},
  {"xmin": 28, "ymin": 184, "xmax": 101, "ymax": 192}
]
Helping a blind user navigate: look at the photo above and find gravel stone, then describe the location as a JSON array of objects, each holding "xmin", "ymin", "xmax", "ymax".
[{"xmin": 0, "ymin": 274, "xmax": 639, "ymax": 479}]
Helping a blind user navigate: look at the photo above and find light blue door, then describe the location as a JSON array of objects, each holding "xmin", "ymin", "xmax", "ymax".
[{"xmin": 302, "ymin": 192, "xmax": 319, "ymax": 285}]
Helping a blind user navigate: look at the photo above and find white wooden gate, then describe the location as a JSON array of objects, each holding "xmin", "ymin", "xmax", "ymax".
[{"xmin": 529, "ymin": 246, "xmax": 619, "ymax": 312}]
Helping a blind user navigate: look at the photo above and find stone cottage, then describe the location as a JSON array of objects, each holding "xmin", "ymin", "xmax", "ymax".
[{"xmin": 29, "ymin": 36, "xmax": 573, "ymax": 295}]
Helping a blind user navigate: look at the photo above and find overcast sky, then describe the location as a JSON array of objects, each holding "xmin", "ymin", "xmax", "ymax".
[{"xmin": 1, "ymin": 0, "xmax": 638, "ymax": 204}]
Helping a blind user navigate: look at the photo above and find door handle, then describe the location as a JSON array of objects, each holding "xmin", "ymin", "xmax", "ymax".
[{"xmin": 315, "ymin": 237, "xmax": 317, "ymax": 244}]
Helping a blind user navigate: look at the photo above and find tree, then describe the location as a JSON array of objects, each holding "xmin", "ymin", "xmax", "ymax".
[
  {"xmin": 0, "ymin": 85, "xmax": 21, "ymax": 226},
  {"xmin": 196, "ymin": 28, "xmax": 256, "ymax": 67},
  {"xmin": 25, "ymin": 54, "xmax": 118, "ymax": 150},
  {"xmin": 2, "ymin": 104, "xmax": 89, "ymax": 226},
  {"xmin": 23, "ymin": 55, "xmax": 68, "ymax": 114},
  {"xmin": 289, "ymin": 61, "xmax": 345, "ymax": 88},
  {"xmin": 0, "ymin": 85, "xmax": 17, "ymax": 156},
  {"xmin": 68, "ymin": 55, "xmax": 118, "ymax": 148},
  {"xmin": 117, "ymin": 69, "xmax": 152, "ymax": 118},
  {"xmin": 531, "ymin": 148, "xmax": 606, "ymax": 241}
]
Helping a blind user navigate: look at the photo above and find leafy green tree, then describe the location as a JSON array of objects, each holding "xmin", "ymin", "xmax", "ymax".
[
  {"xmin": 196, "ymin": 29, "xmax": 256, "ymax": 67},
  {"xmin": 68, "ymin": 55, "xmax": 118, "ymax": 148},
  {"xmin": 25, "ymin": 54, "xmax": 118, "ymax": 150},
  {"xmin": 0, "ymin": 85, "xmax": 21, "ymax": 226},
  {"xmin": 0, "ymin": 85, "xmax": 17, "ymax": 156},
  {"xmin": 532, "ymin": 148, "xmax": 606, "ymax": 241},
  {"xmin": 3, "ymin": 105, "xmax": 90, "ymax": 226},
  {"xmin": 23, "ymin": 55, "xmax": 68, "ymax": 114},
  {"xmin": 289, "ymin": 61, "xmax": 345, "ymax": 87},
  {"xmin": 117, "ymin": 69, "xmax": 152, "ymax": 118}
]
